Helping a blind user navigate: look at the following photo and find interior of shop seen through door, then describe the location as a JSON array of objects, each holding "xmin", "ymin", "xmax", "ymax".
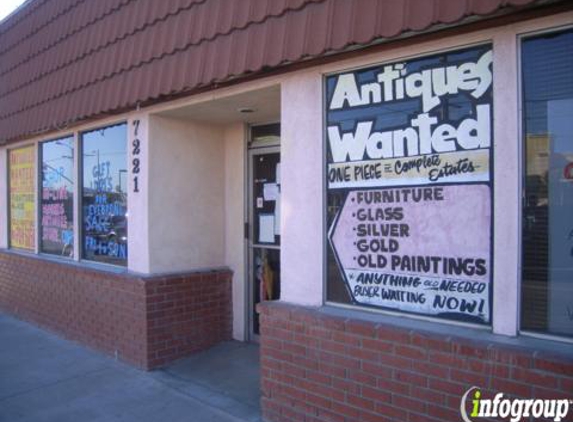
[{"xmin": 248, "ymin": 123, "xmax": 281, "ymax": 338}]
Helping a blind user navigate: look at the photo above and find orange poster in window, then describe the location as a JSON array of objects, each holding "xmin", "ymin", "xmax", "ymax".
[{"xmin": 9, "ymin": 146, "xmax": 35, "ymax": 250}]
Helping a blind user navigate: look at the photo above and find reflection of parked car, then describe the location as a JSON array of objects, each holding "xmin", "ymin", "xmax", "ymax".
[
  {"xmin": 86, "ymin": 213, "xmax": 127, "ymax": 245},
  {"xmin": 522, "ymin": 175, "xmax": 549, "ymax": 332},
  {"xmin": 108, "ymin": 214, "xmax": 128, "ymax": 243},
  {"xmin": 61, "ymin": 242, "xmax": 73, "ymax": 257},
  {"xmin": 525, "ymin": 175, "xmax": 547, "ymax": 203}
]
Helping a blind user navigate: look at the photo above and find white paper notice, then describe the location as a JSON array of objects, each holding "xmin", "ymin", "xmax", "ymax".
[
  {"xmin": 263, "ymin": 183, "xmax": 279, "ymax": 201},
  {"xmin": 258, "ymin": 214, "xmax": 275, "ymax": 243},
  {"xmin": 276, "ymin": 163, "xmax": 281, "ymax": 184},
  {"xmin": 274, "ymin": 196, "xmax": 281, "ymax": 235}
]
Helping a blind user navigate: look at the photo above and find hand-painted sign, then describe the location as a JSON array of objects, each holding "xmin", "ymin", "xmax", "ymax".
[
  {"xmin": 9, "ymin": 146, "xmax": 36, "ymax": 250},
  {"xmin": 81, "ymin": 123, "xmax": 128, "ymax": 265},
  {"xmin": 329, "ymin": 186, "xmax": 490, "ymax": 320},
  {"xmin": 326, "ymin": 45, "xmax": 493, "ymax": 324},
  {"xmin": 41, "ymin": 137, "xmax": 74, "ymax": 257},
  {"xmin": 83, "ymin": 160, "xmax": 127, "ymax": 260}
]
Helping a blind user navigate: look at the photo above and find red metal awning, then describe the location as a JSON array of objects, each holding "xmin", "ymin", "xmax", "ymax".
[{"xmin": 0, "ymin": 0, "xmax": 565, "ymax": 142}]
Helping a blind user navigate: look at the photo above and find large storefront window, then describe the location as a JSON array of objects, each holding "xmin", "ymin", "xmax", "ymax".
[
  {"xmin": 9, "ymin": 146, "xmax": 36, "ymax": 251},
  {"xmin": 521, "ymin": 29, "xmax": 573, "ymax": 338},
  {"xmin": 325, "ymin": 45, "xmax": 494, "ymax": 324},
  {"xmin": 81, "ymin": 123, "xmax": 128, "ymax": 266},
  {"xmin": 40, "ymin": 137, "xmax": 74, "ymax": 257}
]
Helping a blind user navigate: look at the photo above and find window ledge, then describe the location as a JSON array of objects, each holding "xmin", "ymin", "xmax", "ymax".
[
  {"xmin": 0, "ymin": 248, "xmax": 233, "ymax": 279},
  {"xmin": 0, "ymin": 248, "xmax": 129, "ymax": 275}
]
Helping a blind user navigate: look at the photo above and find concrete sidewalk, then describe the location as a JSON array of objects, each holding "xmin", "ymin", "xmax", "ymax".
[{"xmin": 0, "ymin": 313, "xmax": 261, "ymax": 422}]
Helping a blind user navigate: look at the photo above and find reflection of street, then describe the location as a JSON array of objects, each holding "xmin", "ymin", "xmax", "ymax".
[
  {"xmin": 523, "ymin": 125, "xmax": 573, "ymax": 335},
  {"xmin": 41, "ymin": 138, "xmax": 74, "ymax": 257},
  {"xmin": 81, "ymin": 123, "xmax": 129, "ymax": 266}
]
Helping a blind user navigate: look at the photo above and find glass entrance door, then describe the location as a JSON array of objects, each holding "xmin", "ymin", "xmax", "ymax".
[{"xmin": 248, "ymin": 125, "xmax": 280, "ymax": 339}]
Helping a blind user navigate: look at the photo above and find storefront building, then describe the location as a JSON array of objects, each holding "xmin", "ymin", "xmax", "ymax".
[{"xmin": 0, "ymin": 0, "xmax": 572, "ymax": 421}]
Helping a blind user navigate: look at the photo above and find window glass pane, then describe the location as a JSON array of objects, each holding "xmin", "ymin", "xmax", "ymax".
[
  {"xmin": 41, "ymin": 137, "xmax": 74, "ymax": 257},
  {"xmin": 521, "ymin": 29, "xmax": 573, "ymax": 337},
  {"xmin": 9, "ymin": 146, "xmax": 36, "ymax": 251},
  {"xmin": 325, "ymin": 45, "xmax": 494, "ymax": 324},
  {"xmin": 251, "ymin": 123, "xmax": 280, "ymax": 143},
  {"xmin": 81, "ymin": 123, "xmax": 128, "ymax": 266}
]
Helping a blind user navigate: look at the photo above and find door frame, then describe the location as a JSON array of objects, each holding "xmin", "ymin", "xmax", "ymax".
[{"xmin": 245, "ymin": 131, "xmax": 280, "ymax": 342}]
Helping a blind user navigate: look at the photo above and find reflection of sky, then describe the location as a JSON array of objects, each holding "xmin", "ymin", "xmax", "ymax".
[
  {"xmin": 82, "ymin": 123, "xmax": 128, "ymax": 194},
  {"xmin": 522, "ymin": 30, "xmax": 573, "ymax": 137},
  {"xmin": 42, "ymin": 136, "xmax": 74, "ymax": 190},
  {"xmin": 325, "ymin": 46, "xmax": 490, "ymax": 137},
  {"xmin": 548, "ymin": 99, "xmax": 573, "ymax": 154}
]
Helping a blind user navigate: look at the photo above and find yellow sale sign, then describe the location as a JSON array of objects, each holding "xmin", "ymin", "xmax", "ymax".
[{"xmin": 9, "ymin": 146, "xmax": 35, "ymax": 250}]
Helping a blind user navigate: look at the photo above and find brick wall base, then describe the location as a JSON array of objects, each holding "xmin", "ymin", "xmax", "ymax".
[
  {"xmin": 0, "ymin": 251, "xmax": 232, "ymax": 370},
  {"xmin": 259, "ymin": 302, "xmax": 573, "ymax": 422}
]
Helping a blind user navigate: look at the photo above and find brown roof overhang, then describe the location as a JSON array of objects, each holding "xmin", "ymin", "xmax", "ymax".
[{"xmin": 0, "ymin": 0, "xmax": 570, "ymax": 143}]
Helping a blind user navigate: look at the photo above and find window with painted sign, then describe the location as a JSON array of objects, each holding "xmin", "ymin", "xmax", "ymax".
[
  {"xmin": 40, "ymin": 137, "xmax": 74, "ymax": 257},
  {"xmin": 81, "ymin": 123, "xmax": 128, "ymax": 266},
  {"xmin": 325, "ymin": 45, "xmax": 493, "ymax": 325},
  {"xmin": 9, "ymin": 146, "xmax": 36, "ymax": 251},
  {"xmin": 521, "ymin": 29, "xmax": 573, "ymax": 338}
]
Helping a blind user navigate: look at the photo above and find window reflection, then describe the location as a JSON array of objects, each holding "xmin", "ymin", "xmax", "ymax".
[
  {"xmin": 41, "ymin": 137, "xmax": 74, "ymax": 257},
  {"xmin": 81, "ymin": 123, "xmax": 128, "ymax": 266},
  {"xmin": 522, "ymin": 29, "xmax": 573, "ymax": 337}
]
